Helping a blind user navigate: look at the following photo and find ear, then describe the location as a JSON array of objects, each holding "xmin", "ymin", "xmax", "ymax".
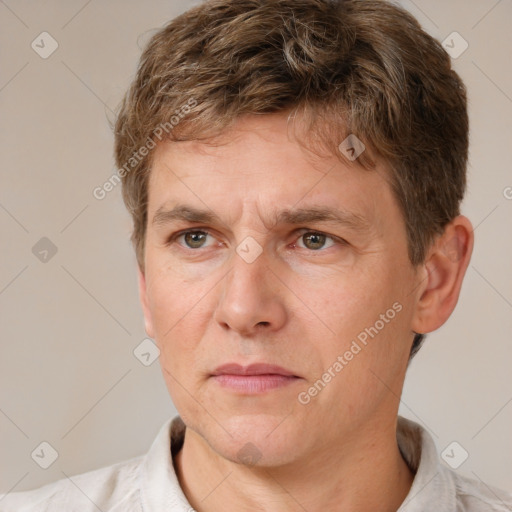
[
  {"xmin": 138, "ymin": 265, "xmax": 155, "ymax": 338},
  {"xmin": 411, "ymin": 215, "xmax": 474, "ymax": 335}
]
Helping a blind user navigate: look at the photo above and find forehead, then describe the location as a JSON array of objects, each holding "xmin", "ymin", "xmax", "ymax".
[{"xmin": 147, "ymin": 114, "xmax": 397, "ymax": 232}]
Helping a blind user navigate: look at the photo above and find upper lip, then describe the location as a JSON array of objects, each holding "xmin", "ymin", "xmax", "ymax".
[{"xmin": 211, "ymin": 363, "xmax": 298, "ymax": 377}]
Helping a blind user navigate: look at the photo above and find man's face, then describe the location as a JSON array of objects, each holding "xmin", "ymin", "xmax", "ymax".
[{"xmin": 140, "ymin": 113, "xmax": 422, "ymax": 466}]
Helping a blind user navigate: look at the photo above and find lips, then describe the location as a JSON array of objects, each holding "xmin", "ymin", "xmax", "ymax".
[
  {"xmin": 210, "ymin": 363, "xmax": 301, "ymax": 393},
  {"xmin": 211, "ymin": 363, "xmax": 298, "ymax": 377}
]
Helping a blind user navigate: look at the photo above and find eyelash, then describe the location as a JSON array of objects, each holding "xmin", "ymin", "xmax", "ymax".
[{"xmin": 167, "ymin": 228, "xmax": 346, "ymax": 252}]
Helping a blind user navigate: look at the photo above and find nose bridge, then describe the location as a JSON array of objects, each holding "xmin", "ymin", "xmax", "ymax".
[
  {"xmin": 214, "ymin": 245, "xmax": 287, "ymax": 335},
  {"xmin": 231, "ymin": 245, "xmax": 274, "ymax": 299}
]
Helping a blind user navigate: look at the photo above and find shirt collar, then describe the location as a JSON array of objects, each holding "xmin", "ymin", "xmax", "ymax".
[
  {"xmin": 397, "ymin": 415, "xmax": 456, "ymax": 511},
  {"xmin": 139, "ymin": 415, "xmax": 191, "ymax": 511}
]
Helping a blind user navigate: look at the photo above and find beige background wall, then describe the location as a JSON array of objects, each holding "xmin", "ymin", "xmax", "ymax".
[{"xmin": 1, "ymin": 0, "xmax": 511, "ymax": 495}]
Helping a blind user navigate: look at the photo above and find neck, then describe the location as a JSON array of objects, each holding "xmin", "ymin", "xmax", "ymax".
[{"xmin": 174, "ymin": 416, "xmax": 414, "ymax": 512}]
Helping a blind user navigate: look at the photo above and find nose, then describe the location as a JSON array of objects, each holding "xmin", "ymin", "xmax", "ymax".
[{"xmin": 213, "ymin": 248, "xmax": 288, "ymax": 337}]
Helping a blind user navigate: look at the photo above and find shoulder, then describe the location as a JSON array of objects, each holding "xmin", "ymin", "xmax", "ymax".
[
  {"xmin": 0, "ymin": 416, "xmax": 181, "ymax": 512},
  {"xmin": 0, "ymin": 455, "xmax": 144, "ymax": 512},
  {"xmin": 397, "ymin": 416, "xmax": 512, "ymax": 512},
  {"xmin": 449, "ymin": 469, "xmax": 512, "ymax": 512}
]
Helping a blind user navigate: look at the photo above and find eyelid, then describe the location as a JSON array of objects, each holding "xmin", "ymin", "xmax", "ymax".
[
  {"xmin": 167, "ymin": 227, "xmax": 347, "ymax": 250},
  {"xmin": 167, "ymin": 227, "xmax": 215, "ymax": 246},
  {"xmin": 292, "ymin": 228, "xmax": 347, "ymax": 248}
]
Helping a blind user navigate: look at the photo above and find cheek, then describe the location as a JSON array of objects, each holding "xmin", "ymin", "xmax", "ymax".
[
  {"xmin": 146, "ymin": 257, "xmax": 204, "ymax": 328},
  {"xmin": 149, "ymin": 287, "xmax": 209, "ymax": 407},
  {"xmin": 144, "ymin": 270, "xmax": 203, "ymax": 372},
  {"xmin": 301, "ymin": 264, "xmax": 407, "ymax": 367},
  {"xmin": 292, "ymin": 266, "xmax": 386, "ymax": 334}
]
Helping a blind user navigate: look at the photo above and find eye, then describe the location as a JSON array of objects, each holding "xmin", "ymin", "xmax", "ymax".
[
  {"xmin": 175, "ymin": 230, "xmax": 214, "ymax": 249},
  {"xmin": 295, "ymin": 231, "xmax": 337, "ymax": 251}
]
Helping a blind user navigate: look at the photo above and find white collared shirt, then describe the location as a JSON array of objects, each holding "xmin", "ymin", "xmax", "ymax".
[{"xmin": 1, "ymin": 415, "xmax": 510, "ymax": 511}]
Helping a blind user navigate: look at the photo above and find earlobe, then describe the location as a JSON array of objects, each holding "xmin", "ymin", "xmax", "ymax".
[
  {"xmin": 137, "ymin": 265, "xmax": 155, "ymax": 338},
  {"xmin": 411, "ymin": 215, "xmax": 474, "ymax": 335}
]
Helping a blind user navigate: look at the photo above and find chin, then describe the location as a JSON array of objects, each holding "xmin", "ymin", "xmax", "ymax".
[{"xmin": 203, "ymin": 412, "xmax": 303, "ymax": 467}]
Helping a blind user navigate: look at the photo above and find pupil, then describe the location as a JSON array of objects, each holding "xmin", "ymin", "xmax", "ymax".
[
  {"xmin": 186, "ymin": 232, "xmax": 206, "ymax": 248},
  {"xmin": 305, "ymin": 233, "xmax": 325, "ymax": 250}
]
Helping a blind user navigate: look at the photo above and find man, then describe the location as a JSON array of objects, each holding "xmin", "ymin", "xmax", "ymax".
[{"xmin": 2, "ymin": 0, "xmax": 511, "ymax": 510}]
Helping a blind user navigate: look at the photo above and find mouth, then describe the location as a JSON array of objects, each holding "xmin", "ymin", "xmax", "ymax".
[{"xmin": 210, "ymin": 363, "xmax": 301, "ymax": 393}]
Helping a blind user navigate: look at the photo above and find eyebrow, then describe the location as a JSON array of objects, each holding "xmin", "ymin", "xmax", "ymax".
[{"xmin": 152, "ymin": 204, "xmax": 371, "ymax": 233}]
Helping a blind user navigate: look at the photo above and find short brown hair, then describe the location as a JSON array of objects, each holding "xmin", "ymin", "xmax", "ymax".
[{"xmin": 114, "ymin": 0, "xmax": 469, "ymax": 357}]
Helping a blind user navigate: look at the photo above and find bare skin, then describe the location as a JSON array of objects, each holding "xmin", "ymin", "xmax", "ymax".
[{"xmin": 138, "ymin": 113, "xmax": 474, "ymax": 511}]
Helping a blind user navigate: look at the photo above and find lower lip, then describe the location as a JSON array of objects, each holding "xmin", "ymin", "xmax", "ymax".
[{"xmin": 211, "ymin": 374, "xmax": 299, "ymax": 393}]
